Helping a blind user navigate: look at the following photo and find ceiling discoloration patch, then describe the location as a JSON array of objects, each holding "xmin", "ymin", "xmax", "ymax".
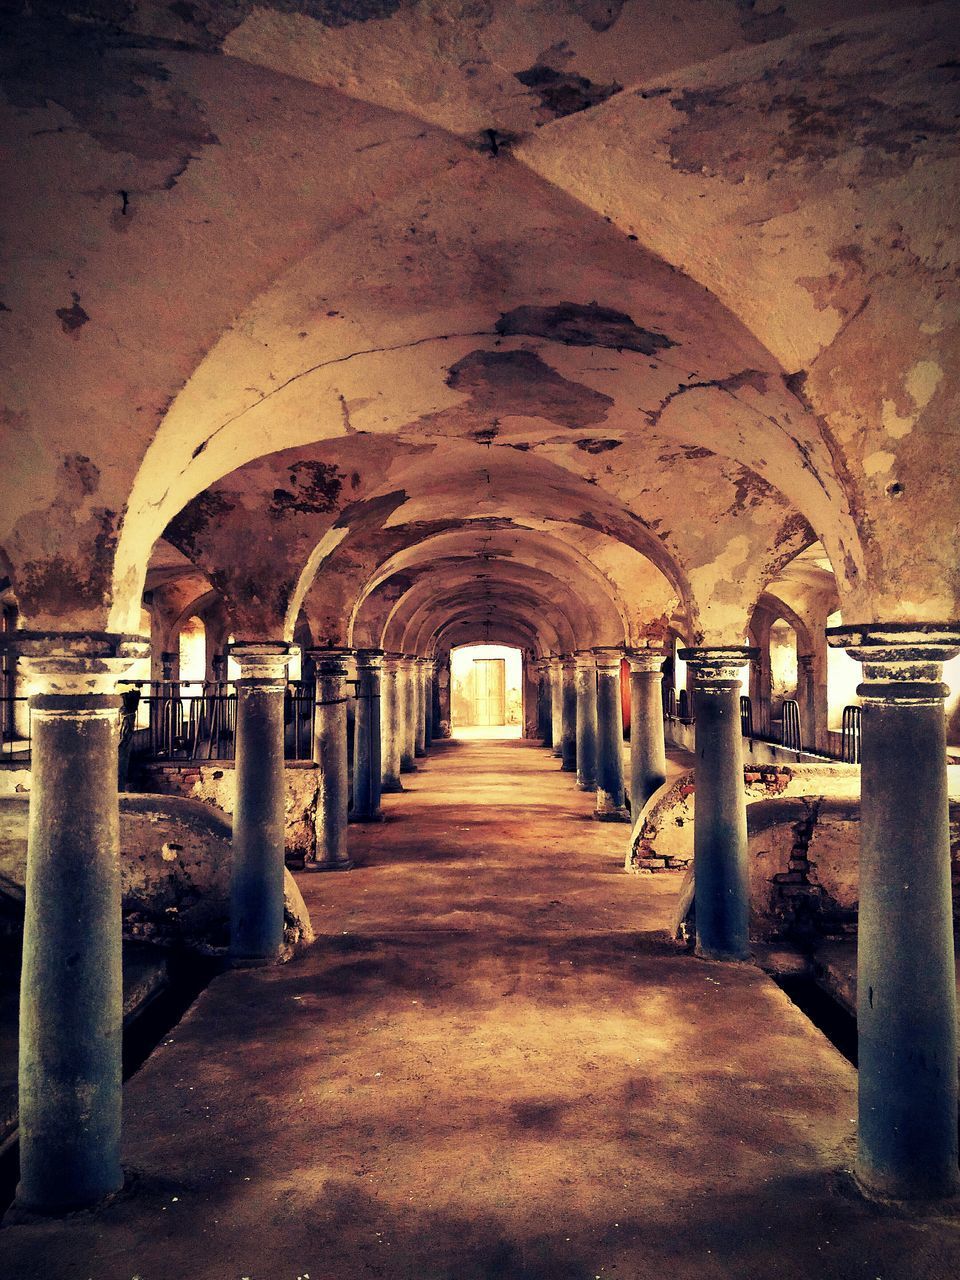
[
  {"xmin": 446, "ymin": 349, "xmax": 614, "ymax": 429},
  {"xmin": 666, "ymin": 39, "xmax": 959, "ymax": 184},
  {"xmin": 514, "ymin": 64, "xmax": 622, "ymax": 123},
  {"xmin": 0, "ymin": 7, "xmax": 219, "ymax": 181},
  {"xmin": 496, "ymin": 303, "xmax": 676, "ymax": 355},
  {"xmin": 55, "ymin": 293, "xmax": 90, "ymax": 334},
  {"xmin": 269, "ymin": 460, "xmax": 343, "ymax": 517}
]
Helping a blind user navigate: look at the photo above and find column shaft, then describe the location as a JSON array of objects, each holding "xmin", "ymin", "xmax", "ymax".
[
  {"xmin": 14, "ymin": 635, "xmax": 146, "ymax": 1213},
  {"xmin": 381, "ymin": 657, "xmax": 404, "ymax": 792},
  {"xmin": 574, "ymin": 652, "xmax": 598, "ymax": 790},
  {"xmin": 400, "ymin": 657, "xmax": 418, "ymax": 772},
  {"xmin": 537, "ymin": 661, "xmax": 552, "ymax": 747},
  {"xmin": 829, "ymin": 624, "xmax": 959, "ymax": 1199},
  {"xmin": 423, "ymin": 662, "xmax": 434, "ymax": 748},
  {"xmin": 230, "ymin": 644, "xmax": 290, "ymax": 961},
  {"xmin": 629, "ymin": 652, "xmax": 668, "ymax": 815},
  {"xmin": 560, "ymin": 657, "xmax": 577, "ymax": 771},
  {"xmin": 550, "ymin": 658, "xmax": 563, "ymax": 758},
  {"xmin": 594, "ymin": 649, "xmax": 629, "ymax": 819},
  {"xmin": 414, "ymin": 658, "xmax": 427, "ymax": 758},
  {"xmin": 352, "ymin": 650, "xmax": 382, "ymax": 820},
  {"xmin": 681, "ymin": 647, "xmax": 755, "ymax": 962},
  {"xmin": 310, "ymin": 651, "xmax": 351, "ymax": 871}
]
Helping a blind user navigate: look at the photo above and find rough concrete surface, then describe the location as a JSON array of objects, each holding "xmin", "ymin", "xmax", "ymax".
[{"xmin": 1, "ymin": 737, "xmax": 958, "ymax": 1279}]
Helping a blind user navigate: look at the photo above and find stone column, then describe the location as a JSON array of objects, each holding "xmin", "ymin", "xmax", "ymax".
[
  {"xmin": 381, "ymin": 655, "xmax": 404, "ymax": 793},
  {"xmin": 550, "ymin": 656, "xmax": 563, "ymax": 758},
  {"xmin": 352, "ymin": 649, "xmax": 383, "ymax": 821},
  {"xmin": 400, "ymin": 656, "xmax": 418, "ymax": 773},
  {"xmin": 536, "ymin": 659, "xmax": 552, "ymax": 747},
  {"xmin": 560, "ymin": 655, "xmax": 577, "ymax": 772},
  {"xmin": 594, "ymin": 648, "xmax": 629, "ymax": 820},
  {"xmin": 229, "ymin": 642, "xmax": 292, "ymax": 962},
  {"xmin": 423, "ymin": 659, "xmax": 434, "ymax": 748},
  {"xmin": 828, "ymin": 623, "xmax": 960, "ymax": 1200},
  {"xmin": 574, "ymin": 651, "xmax": 598, "ymax": 791},
  {"xmin": 437, "ymin": 656, "xmax": 451, "ymax": 738},
  {"xmin": 679, "ymin": 646, "xmax": 756, "ymax": 962},
  {"xmin": 628, "ymin": 650, "xmax": 668, "ymax": 815},
  {"xmin": 414, "ymin": 657, "xmax": 427, "ymax": 758},
  {"xmin": 13, "ymin": 632, "xmax": 147, "ymax": 1213},
  {"xmin": 309, "ymin": 650, "xmax": 352, "ymax": 872}
]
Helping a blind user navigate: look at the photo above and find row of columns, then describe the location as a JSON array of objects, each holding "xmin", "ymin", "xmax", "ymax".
[
  {"xmin": 536, "ymin": 648, "xmax": 667, "ymax": 822},
  {"xmin": 6, "ymin": 624, "xmax": 960, "ymax": 1209}
]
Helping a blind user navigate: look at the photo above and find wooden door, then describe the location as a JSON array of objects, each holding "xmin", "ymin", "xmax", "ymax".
[{"xmin": 473, "ymin": 659, "xmax": 506, "ymax": 725}]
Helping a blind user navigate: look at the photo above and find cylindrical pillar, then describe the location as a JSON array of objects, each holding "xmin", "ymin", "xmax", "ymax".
[
  {"xmin": 399, "ymin": 656, "xmax": 418, "ymax": 773},
  {"xmin": 628, "ymin": 650, "xmax": 668, "ymax": 816},
  {"xmin": 229, "ymin": 642, "xmax": 292, "ymax": 962},
  {"xmin": 550, "ymin": 656, "xmax": 563, "ymax": 758},
  {"xmin": 381, "ymin": 654, "xmax": 404, "ymax": 793},
  {"xmin": 574, "ymin": 651, "xmax": 598, "ymax": 791},
  {"xmin": 679, "ymin": 646, "xmax": 756, "ymax": 962},
  {"xmin": 414, "ymin": 657, "xmax": 427, "ymax": 758},
  {"xmin": 352, "ymin": 649, "xmax": 382, "ymax": 821},
  {"xmin": 14, "ymin": 632, "xmax": 148, "ymax": 1213},
  {"xmin": 560, "ymin": 655, "xmax": 577, "ymax": 772},
  {"xmin": 828, "ymin": 623, "xmax": 959, "ymax": 1200},
  {"xmin": 536, "ymin": 659, "xmax": 552, "ymax": 746},
  {"xmin": 594, "ymin": 647, "xmax": 629, "ymax": 820},
  {"xmin": 423, "ymin": 659, "xmax": 434, "ymax": 748},
  {"xmin": 309, "ymin": 649, "xmax": 352, "ymax": 871}
]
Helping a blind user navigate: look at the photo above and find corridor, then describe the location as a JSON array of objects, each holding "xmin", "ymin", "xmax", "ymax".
[{"xmin": 2, "ymin": 736, "xmax": 956, "ymax": 1280}]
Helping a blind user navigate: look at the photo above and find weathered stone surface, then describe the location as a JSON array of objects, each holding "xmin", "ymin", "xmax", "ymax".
[{"xmin": 0, "ymin": 795, "xmax": 313, "ymax": 956}]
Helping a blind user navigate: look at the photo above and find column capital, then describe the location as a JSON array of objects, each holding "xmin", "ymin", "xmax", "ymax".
[
  {"xmin": 229, "ymin": 641, "xmax": 294, "ymax": 684},
  {"xmin": 307, "ymin": 647, "xmax": 352, "ymax": 677},
  {"xmin": 678, "ymin": 646, "xmax": 757, "ymax": 685},
  {"xmin": 560, "ymin": 653, "xmax": 576, "ymax": 671},
  {"xmin": 354, "ymin": 648, "xmax": 384, "ymax": 672},
  {"xmin": 592, "ymin": 646, "xmax": 623, "ymax": 671},
  {"xmin": 9, "ymin": 631, "xmax": 149, "ymax": 698},
  {"xmin": 574, "ymin": 649, "xmax": 598, "ymax": 668},
  {"xmin": 827, "ymin": 622, "xmax": 960, "ymax": 705},
  {"xmin": 626, "ymin": 649, "xmax": 666, "ymax": 674},
  {"xmin": 399, "ymin": 654, "xmax": 420, "ymax": 671}
]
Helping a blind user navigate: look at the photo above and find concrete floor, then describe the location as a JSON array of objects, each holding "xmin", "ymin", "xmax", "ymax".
[{"xmin": 2, "ymin": 737, "xmax": 959, "ymax": 1278}]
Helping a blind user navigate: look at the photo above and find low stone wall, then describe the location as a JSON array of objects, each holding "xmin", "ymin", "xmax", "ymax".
[
  {"xmin": 636, "ymin": 766, "xmax": 960, "ymax": 944},
  {"xmin": 135, "ymin": 761, "xmax": 320, "ymax": 864},
  {"xmin": 0, "ymin": 794, "xmax": 313, "ymax": 958},
  {"xmin": 627, "ymin": 762, "xmax": 861, "ymax": 872}
]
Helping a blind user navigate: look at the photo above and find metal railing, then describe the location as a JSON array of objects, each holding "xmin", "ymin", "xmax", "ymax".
[
  {"xmin": 124, "ymin": 680, "xmax": 317, "ymax": 763},
  {"xmin": 840, "ymin": 704, "xmax": 862, "ymax": 764},
  {"xmin": 0, "ymin": 696, "xmax": 30, "ymax": 760},
  {"xmin": 739, "ymin": 695, "xmax": 753, "ymax": 738},
  {"xmin": 780, "ymin": 699, "xmax": 803, "ymax": 753}
]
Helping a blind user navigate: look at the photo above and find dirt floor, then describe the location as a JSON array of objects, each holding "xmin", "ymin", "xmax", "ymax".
[{"xmin": 1, "ymin": 736, "xmax": 959, "ymax": 1279}]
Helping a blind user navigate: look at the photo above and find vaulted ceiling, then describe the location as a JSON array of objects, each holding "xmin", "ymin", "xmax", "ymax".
[{"xmin": 1, "ymin": 1, "xmax": 956, "ymax": 648}]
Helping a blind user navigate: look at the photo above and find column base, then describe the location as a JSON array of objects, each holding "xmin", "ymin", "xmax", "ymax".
[
  {"xmin": 229, "ymin": 952, "xmax": 281, "ymax": 969},
  {"xmin": 7, "ymin": 1176, "xmax": 128, "ymax": 1222},
  {"xmin": 349, "ymin": 811, "xmax": 384, "ymax": 823},
  {"xmin": 308, "ymin": 858, "xmax": 354, "ymax": 873},
  {"xmin": 400, "ymin": 762, "xmax": 418, "ymax": 774},
  {"xmin": 561, "ymin": 761, "xmax": 576, "ymax": 772},
  {"xmin": 381, "ymin": 779, "xmax": 404, "ymax": 793},
  {"xmin": 695, "ymin": 942, "xmax": 751, "ymax": 963},
  {"xmin": 593, "ymin": 807, "xmax": 630, "ymax": 823},
  {"xmin": 414, "ymin": 747, "xmax": 426, "ymax": 758},
  {"xmin": 577, "ymin": 779, "xmax": 596, "ymax": 792}
]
